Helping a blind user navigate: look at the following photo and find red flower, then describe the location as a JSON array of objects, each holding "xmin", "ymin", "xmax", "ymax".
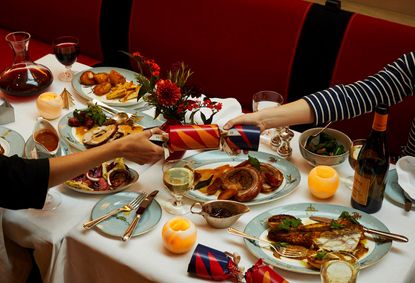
[
  {"xmin": 156, "ymin": 79, "xmax": 181, "ymax": 106},
  {"xmin": 132, "ymin": 51, "xmax": 141, "ymax": 57},
  {"xmin": 214, "ymin": 103, "xmax": 223, "ymax": 111}
]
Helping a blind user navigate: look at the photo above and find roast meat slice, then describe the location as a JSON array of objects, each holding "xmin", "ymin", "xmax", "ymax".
[
  {"xmin": 82, "ymin": 124, "xmax": 117, "ymax": 147},
  {"xmin": 221, "ymin": 167, "xmax": 262, "ymax": 202}
]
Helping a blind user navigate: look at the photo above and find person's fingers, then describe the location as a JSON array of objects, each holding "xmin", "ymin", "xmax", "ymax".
[
  {"xmin": 151, "ymin": 127, "xmax": 163, "ymax": 135},
  {"xmin": 223, "ymin": 119, "xmax": 237, "ymax": 130}
]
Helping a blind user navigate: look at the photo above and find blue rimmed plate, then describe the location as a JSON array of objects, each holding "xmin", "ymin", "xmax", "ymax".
[
  {"xmin": 385, "ymin": 169, "xmax": 415, "ymax": 210},
  {"xmin": 91, "ymin": 191, "xmax": 162, "ymax": 238},
  {"xmin": 243, "ymin": 203, "xmax": 392, "ymax": 274},
  {"xmin": 72, "ymin": 67, "xmax": 147, "ymax": 108},
  {"xmin": 0, "ymin": 126, "xmax": 25, "ymax": 157},
  {"xmin": 58, "ymin": 109, "xmax": 163, "ymax": 151},
  {"xmin": 184, "ymin": 150, "xmax": 301, "ymax": 206},
  {"xmin": 24, "ymin": 135, "xmax": 71, "ymax": 159}
]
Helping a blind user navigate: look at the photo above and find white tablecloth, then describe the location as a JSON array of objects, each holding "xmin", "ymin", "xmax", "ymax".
[{"xmin": 51, "ymin": 138, "xmax": 415, "ymax": 283}]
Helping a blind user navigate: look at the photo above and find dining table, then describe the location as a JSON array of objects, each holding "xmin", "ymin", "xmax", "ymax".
[{"xmin": 1, "ymin": 54, "xmax": 415, "ymax": 283}]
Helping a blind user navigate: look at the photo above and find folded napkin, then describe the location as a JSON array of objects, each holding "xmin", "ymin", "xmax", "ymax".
[
  {"xmin": 396, "ymin": 156, "xmax": 415, "ymax": 199},
  {"xmin": 143, "ymin": 96, "xmax": 243, "ymax": 127}
]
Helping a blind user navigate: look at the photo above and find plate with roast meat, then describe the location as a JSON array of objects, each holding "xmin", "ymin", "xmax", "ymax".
[
  {"xmin": 186, "ymin": 150, "xmax": 300, "ymax": 205},
  {"xmin": 243, "ymin": 203, "xmax": 392, "ymax": 274},
  {"xmin": 58, "ymin": 105, "xmax": 162, "ymax": 151}
]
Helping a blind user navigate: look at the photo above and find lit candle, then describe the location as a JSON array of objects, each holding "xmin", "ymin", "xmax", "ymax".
[
  {"xmin": 162, "ymin": 216, "xmax": 197, "ymax": 254},
  {"xmin": 36, "ymin": 92, "xmax": 63, "ymax": 120},
  {"xmin": 308, "ymin": 165, "xmax": 339, "ymax": 199}
]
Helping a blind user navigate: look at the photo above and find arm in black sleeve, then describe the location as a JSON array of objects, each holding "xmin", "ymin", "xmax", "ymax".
[{"xmin": 0, "ymin": 155, "xmax": 50, "ymax": 209}]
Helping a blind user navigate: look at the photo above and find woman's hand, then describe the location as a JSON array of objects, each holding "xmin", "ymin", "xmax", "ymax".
[
  {"xmin": 113, "ymin": 128, "xmax": 164, "ymax": 164},
  {"xmin": 223, "ymin": 112, "xmax": 267, "ymax": 132}
]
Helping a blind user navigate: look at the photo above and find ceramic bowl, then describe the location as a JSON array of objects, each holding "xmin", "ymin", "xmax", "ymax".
[{"xmin": 299, "ymin": 127, "xmax": 352, "ymax": 167}]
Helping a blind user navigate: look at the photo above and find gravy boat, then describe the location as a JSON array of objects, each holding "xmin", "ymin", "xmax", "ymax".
[
  {"xmin": 32, "ymin": 117, "xmax": 60, "ymax": 158},
  {"xmin": 190, "ymin": 200, "xmax": 249, "ymax": 229}
]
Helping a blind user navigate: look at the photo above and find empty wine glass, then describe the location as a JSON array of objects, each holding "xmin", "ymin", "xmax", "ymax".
[
  {"xmin": 162, "ymin": 160, "xmax": 194, "ymax": 215},
  {"xmin": 53, "ymin": 36, "xmax": 80, "ymax": 82}
]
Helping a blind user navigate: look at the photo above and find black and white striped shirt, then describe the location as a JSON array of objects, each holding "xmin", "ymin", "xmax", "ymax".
[{"xmin": 304, "ymin": 52, "xmax": 415, "ymax": 157}]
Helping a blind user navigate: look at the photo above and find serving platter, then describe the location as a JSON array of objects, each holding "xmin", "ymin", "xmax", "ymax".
[
  {"xmin": 243, "ymin": 203, "xmax": 392, "ymax": 274},
  {"xmin": 90, "ymin": 191, "xmax": 162, "ymax": 237},
  {"xmin": 58, "ymin": 109, "xmax": 163, "ymax": 151},
  {"xmin": 72, "ymin": 67, "xmax": 147, "ymax": 108},
  {"xmin": 0, "ymin": 126, "xmax": 25, "ymax": 157},
  {"xmin": 183, "ymin": 150, "xmax": 301, "ymax": 206},
  {"xmin": 385, "ymin": 169, "xmax": 415, "ymax": 210}
]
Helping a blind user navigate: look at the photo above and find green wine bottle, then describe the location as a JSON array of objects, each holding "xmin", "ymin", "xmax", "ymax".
[{"xmin": 351, "ymin": 104, "xmax": 389, "ymax": 213}]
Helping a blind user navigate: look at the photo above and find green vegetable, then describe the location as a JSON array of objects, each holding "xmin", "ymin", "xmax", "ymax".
[
  {"xmin": 339, "ymin": 211, "xmax": 359, "ymax": 224},
  {"xmin": 194, "ymin": 175, "xmax": 214, "ymax": 190},
  {"xmin": 315, "ymin": 250, "xmax": 328, "ymax": 260},
  {"xmin": 277, "ymin": 218, "xmax": 302, "ymax": 231},
  {"xmin": 73, "ymin": 105, "xmax": 107, "ymax": 126},
  {"xmin": 305, "ymin": 132, "xmax": 345, "ymax": 156},
  {"xmin": 248, "ymin": 155, "xmax": 261, "ymax": 171},
  {"xmin": 329, "ymin": 221, "xmax": 344, "ymax": 229}
]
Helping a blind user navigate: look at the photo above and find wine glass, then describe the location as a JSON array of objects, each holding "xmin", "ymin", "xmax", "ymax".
[
  {"xmin": 344, "ymin": 139, "xmax": 366, "ymax": 190},
  {"xmin": 53, "ymin": 36, "xmax": 80, "ymax": 82},
  {"xmin": 162, "ymin": 160, "xmax": 194, "ymax": 215}
]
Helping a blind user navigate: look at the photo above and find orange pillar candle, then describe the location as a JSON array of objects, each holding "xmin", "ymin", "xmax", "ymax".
[
  {"xmin": 162, "ymin": 216, "xmax": 197, "ymax": 254},
  {"xmin": 36, "ymin": 92, "xmax": 63, "ymax": 120},
  {"xmin": 308, "ymin": 165, "xmax": 339, "ymax": 199}
]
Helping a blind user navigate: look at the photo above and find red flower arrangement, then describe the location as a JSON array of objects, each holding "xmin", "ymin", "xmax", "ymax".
[{"xmin": 123, "ymin": 51, "xmax": 222, "ymax": 124}]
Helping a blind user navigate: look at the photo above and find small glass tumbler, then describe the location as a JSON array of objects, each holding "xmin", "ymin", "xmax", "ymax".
[{"xmin": 320, "ymin": 253, "xmax": 360, "ymax": 283}]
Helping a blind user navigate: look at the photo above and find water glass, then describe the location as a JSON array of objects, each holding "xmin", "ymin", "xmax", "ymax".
[{"xmin": 252, "ymin": 90, "xmax": 284, "ymax": 137}]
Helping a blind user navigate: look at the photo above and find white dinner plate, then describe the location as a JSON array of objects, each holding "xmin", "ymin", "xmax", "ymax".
[
  {"xmin": 243, "ymin": 203, "xmax": 392, "ymax": 274},
  {"xmin": 64, "ymin": 167, "xmax": 139, "ymax": 195},
  {"xmin": 0, "ymin": 126, "xmax": 25, "ymax": 157},
  {"xmin": 72, "ymin": 67, "xmax": 147, "ymax": 108},
  {"xmin": 184, "ymin": 150, "xmax": 301, "ymax": 205},
  {"xmin": 58, "ymin": 108, "xmax": 163, "ymax": 151},
  {"xmin": 90, "ymin": 191, "xmax": 162, "ymax": 237}
]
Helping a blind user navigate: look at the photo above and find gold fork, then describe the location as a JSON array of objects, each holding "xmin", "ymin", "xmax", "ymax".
[
  {"xmin": 83, "ymin": 193, "xmax": 146, "ymax": 230},
  {"xmin": 227, "ymin": 227, "xmax": 308, "ymax": 258}
]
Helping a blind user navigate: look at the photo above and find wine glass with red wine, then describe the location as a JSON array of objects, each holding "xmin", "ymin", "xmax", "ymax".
[{"xmin": 53, "ymin": 36, "xmax": 80, "ymax": 82}]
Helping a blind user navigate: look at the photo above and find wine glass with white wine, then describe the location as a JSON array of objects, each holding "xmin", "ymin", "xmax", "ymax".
[{"xmin": 162, "ymin": 160, "xmax": 194, "ymax": 215}]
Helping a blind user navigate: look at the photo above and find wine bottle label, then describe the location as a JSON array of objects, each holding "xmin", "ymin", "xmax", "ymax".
[
  {"xmin": 352, "ymin": 173, "xmax": 371, "ymax": 205},
  {"xmin": 372, "ymin": 113, "xmax": 388, "ymax": 131}
]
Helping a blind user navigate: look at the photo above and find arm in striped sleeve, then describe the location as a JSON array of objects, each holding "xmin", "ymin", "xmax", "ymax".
[{"xmin": 303, "ymin": 52, "xmax": 415, "ymax": 125}]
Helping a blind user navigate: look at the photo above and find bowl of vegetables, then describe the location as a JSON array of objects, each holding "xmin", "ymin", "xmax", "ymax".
[{"xmin": 299, "ymin": 127, "xmax": 352, "ymax": 166}]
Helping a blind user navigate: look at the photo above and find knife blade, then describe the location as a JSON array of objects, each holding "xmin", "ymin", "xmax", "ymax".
[
  {"xmin": 122, "ymin": 190, "xmax": 159, "ymax": 241},
  {"xmin": 309, "ymin": 216, "xmax": 408, "ymax": 242}
]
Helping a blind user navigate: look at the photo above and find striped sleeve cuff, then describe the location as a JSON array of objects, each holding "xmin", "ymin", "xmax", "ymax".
[{"xmin": 303, "ymin": 95, "xmax": 324, "ymax": 125}]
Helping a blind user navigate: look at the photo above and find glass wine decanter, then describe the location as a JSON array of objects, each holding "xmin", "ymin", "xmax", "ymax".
[{"xmin": 0, "ymin": 31, "xmax": 53, "ymax": 97}]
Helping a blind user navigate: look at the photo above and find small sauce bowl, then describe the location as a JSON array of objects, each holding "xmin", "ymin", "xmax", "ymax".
[{"xmin": 190, "ymin": 200, "xmax": 249, "ymax": 229}]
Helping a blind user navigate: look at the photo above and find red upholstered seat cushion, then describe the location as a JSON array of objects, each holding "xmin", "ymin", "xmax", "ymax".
[
  {"xmin": 0, "ymin": 0, "xmax": 103, "ymax": 66},
  {"xmin": 128, "ymin": 0, "xmax": 311, "ymax": 111},
  {"xmin": 330, "ymin": 14, "xmax": 415, "ymax": 156}
]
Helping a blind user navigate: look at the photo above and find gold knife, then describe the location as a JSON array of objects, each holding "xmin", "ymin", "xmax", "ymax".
[
  {"xmin": 122, "ymin": 190, "xmax": 159, "ymax": 241},
  {"xmin": 309, "ymin": 216, "xmax": 408, "ymax": 242}
]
